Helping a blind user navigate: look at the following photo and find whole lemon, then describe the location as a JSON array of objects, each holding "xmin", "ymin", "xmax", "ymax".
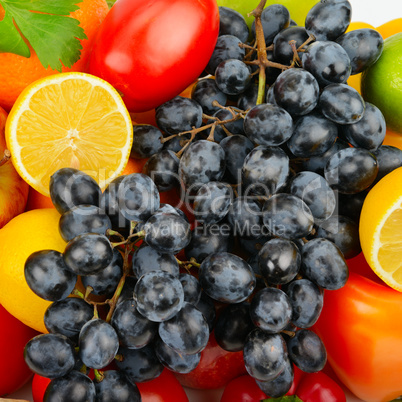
[
  {"xmin": 0, "ymin": 209, "xmax": 66, "ymax": 333},
  {"xmin": 361, "ymin": 32, "xmax": 402, "ymax": 134}
]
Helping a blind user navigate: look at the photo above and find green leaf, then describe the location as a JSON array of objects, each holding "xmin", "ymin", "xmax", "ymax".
[
  {"xmin": 106, "ymin": 0, "xmax": 117, "ymax": 9},
  {"xmin": 0, "ymin": 0, "xmax": 87, "ymax": 72},
  {"xmin": 262, "ymin": 396, "xmax": 304, "ymax": 402}
]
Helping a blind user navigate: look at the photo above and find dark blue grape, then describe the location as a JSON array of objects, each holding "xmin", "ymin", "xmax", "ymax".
[
  {"xmin": 155, "ymin": 96, "xmax": 202, "ymax": 135},
  {"xmin": 199, "ymin": 252, "xmax": 256, "ymax": 303},
  {"xmin": 287, "ymin": 111, "xmax": 338, "ymax": 158},
  {"xmin": 111, "ymin": 299, "xmax": 157, "ymax": 349},
  {"xmin": 336, "ymin": 28, "xmax": 384, "ymax": 74},
  {"xmin": 116, "ymin": 345, "xmax": 164, "ymax": 383},
  {"xmin": 335, "ymin": 190, "xmax": 367, "ymax": 222},
  {"xmin": 219, "ymin": 6, "xmax": 249, "ymax": 42},
  {"xmin": 163, "ymin": 133, "xmax": 191, "ymax": 153},
  {"xmin": 94, "ymin": 370, "xmax": 141, "ymax": 402},
  {"xmin": 79, "ymin": 319, "xmax": 119, "ymax": 369},
  {"xmin": 239, "ymin": 234, "xmax": 272, "ymax": 256},
  {"xmin": 44, "ymin": 298, "xmax": 93, "ymax": 342},
  {"xmin": 195, "ymin": 292, "xmax": 216, "ymax": 333},
  {"xmin": 134, "ymin": 271, "xmax": 184, "ymax": 322},
  {"xmin": 324, "ymin": 147, "xmax": 378, "ymax": 194},
  {"xmin": 227, "ymin": 197, "xmax": 262, "ymax": 238},
  {"xmin": 25, "ymin": 250, "xmax": 76, "ymax": 301},
  {"xmin": 274, "ymin": 69, "xmax": 319, "ymax": 116},
  {"xmin": 44, "ymin": 371, "xmax": 95, "ymax": 402},
  {"xmin": 285, "ymin": 279, "xmax": 324, "ymax": 328},
  {"xmin": 273, "ymin": 26, "xmax": 310, "ymax": 65},
  {"xmin": 242, "ymin": 146, "xmax": 289, "ymax": 196},
  {"xmin": 302, "ymin": 41, "xmax": 351, "ymax": 87},
  {"xmin": 258, "ymin": 238, "xmax": 300, "ymax": 285},
  {"xmin": 214, "ymin": 302, "xmax": 254, "ymax": 352},
  {"xmin": 287, "ymin": 329, "xmax": 327, "ymax": 373},
  {"xmin": 215, "ymin": 59, "xmax": 252, "ymax": 96},
  {"xmin": 155, "ymin": 203, "xmax": 188, "ymax": 222},
  {"xmin": 24, "ymin": 333, "xmax": 76, "ymax": 378},
  {"xmin": 244, "ymin": 103, "xmax": 294, "ymax": 146},
  {"xmin": 305, "ymin": 0, "xmax": 351, "ymax": 41},
  {"xmin": 207, "ymin": 108, "xmax": 245, "ymax": 143},
  {"xmin": 49, "ymin": 168, "xmax": 101, "ymax": 214},
  {"xmin": 191, "ymin": 78, "xmax": 227, "ymax": 114},
  {"xmin": 301, "ymin": 237, "xmax": 349, "ymax": 290},
  {"xmin": 372, "ymin": 145, "xmax": 402, "ymax": 184},
  {"xmin": 59, "ymin": 205, "xmax": 112, "ymax": 242},
  {"xmin": 319, "ymin": 83, "xmax": 365, "ymax": 124},
  {"xmin": 179, "ymin": 273, "xmax": 202, "ymax": 305},
  {"xmin": 116, "ymin": 276, "xmax": 137, "ymax": 306},
  {"xmin": 243, "ymin": 329, "xmax": 287, "ymax": 381},
  {"xmin": 130, "ymin": 124, "xmax": 163, "ymax": 159},
  {"xmin": 263, "ymin": 193, "xmax": 314, "ymax": 239},
  {"xmin": 237, "ymin": 83, "xmax": 260, "ymax": 110}
]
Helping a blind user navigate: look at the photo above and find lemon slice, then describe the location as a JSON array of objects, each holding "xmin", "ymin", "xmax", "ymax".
[
  {"xmin": 360, "ymin": 167, "xmax": 402, "ymax": 290},
  {"xmin": 5, "ymin": 72, "xmax": 133, "ymax": 196}
]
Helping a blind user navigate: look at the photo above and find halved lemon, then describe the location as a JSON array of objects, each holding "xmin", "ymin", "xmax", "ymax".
[
  {"xmin": 360, "ymin": 167, "xmax": 402, "ymax": 290},
  {"xmin": 5, "ymin": 72, "xmax": 133, "ymax": 196}
]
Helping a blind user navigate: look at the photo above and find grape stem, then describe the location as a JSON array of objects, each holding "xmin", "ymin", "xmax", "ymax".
[
  {"xmin": 94, "ymin": 369, "xmax": 104, "ymax": 383},
  {"xmin": 0, "ymin": 149, "xmax": 11, "ymax": 167},
  {"xmin": 176, "ymin": 257, "xmax": 201, "ymax": 270}
]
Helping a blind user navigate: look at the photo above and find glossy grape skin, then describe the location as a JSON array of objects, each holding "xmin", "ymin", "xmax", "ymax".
[
  {"xmin": 372, "ymin": 146, "xmax": 402, "ymax": 183},
  {"xmin": 116, "ymin": 345, "xmax": 164, "ymax": 383},
  {"xmin": 59, "ymin": 205, "xmax": 112, "ymax": 242},
  {"xmin": 134, "ymin": 271, "xmax": 184, "ymax": 322},
  {"xmin": 341, "ymin": 102, "xmax": 386, "ymax": 151},
  {"xmin": 336, "ymin": 28, "xmax": 384, "ymax": 74},
  {"xmin": 179, "ymin": 140, "xmax": 226, "ymax": 191},
  {"xmin": 315, "ymin": 215, "xmax": 361, "ymax": 259},
  {"xmin": 227, "ymin": 197, "xmax": 262, "ymax": 239},
  {"xmin": 132, "ymin": 244, "xmax": 179, "ymax": 279},
  {"xmin": 237, "ymin": 83, "xmax": 260, "ymax": 110},
  {"xmin": 144, "ymin": 212, "xmax": 191, "ymax": 254},
  {"xmin": 285, "ymin": 279, "xmax": 324, "ymax": 329},
  {"xmin": 63, "ymin": 233, "xmax": 113, "ymax": 276},
  {"xmin": 130, "ymin": 124, "xmax": 163, "ymax": 159},
  {"xmin": 111, "ymin": 299, "xmax": 157, "ymax": 349},
  {"xmin": 207, "ymin": 108, "xmax": 245, "ymax": 142},
  {"xmin": 49, "ymin": 168, "xmax": 101, "ymax": 214},
  {"xmin": 214, "ymin": 302, "xmax": 254, "ymax": 352},
  {"xmin": 289, "ymin": 171, "xmax": 336, "ymax": 222},
  {"xmin": 218, "ymin": 6, "xmax": 249, "ymax": 43},
  {"xmin": 263, "ymin": 194, "xmax": 314, "ymax": 240},
  {"xmin": 319, "ymin": 83, "xmax": 365, "ymax": 124},
  {"xmin": 287, "ymin": 329, "xmax": 327, "ymax": 373},
  {"xmin": 79, "ymin": 319, "xmax": 119, "ymax": 369},
  {"xmin": 251, "ymin": 4, "xmax": 290, "ymax": 46},
  {"xmin": 243, "ymin": 329, "xmax": 287, "ymax": 382},
  {"xmin": 256, "ymin": 357, "xmax": 294, "ymax": 398},
  {"xmin": 155, "ymin": 96, "xmax": 202, "ymax": 135},
  {"xmin": 159, "ymin": 302, "xmax": 209, "ymax": 355},
  {"xmin": 195, "ymin": 292, "xmax": 216, "ymax": 332},
  {"xmin": 273, "ymin": 26, "xmax": 310, "ymax": 65},
  {"xmin": 244, "ymin": 103, "xmax": 294, "ymax": 146},
  {"xmin": 143, "ymin": 150, "xmax": 179, "ymax": 192},
  {"xmin": 44, "ymin": 298, "xmax": 93, "ymax": 342},
  {"xmin": 302, "ymin": 41, "xmax": 351, "ymax": 87},
  {"xmin": 154, "ymin": 337, "xmax": 201, "ymax": 373},
  {"xmin": 242, "ymin": 145, "xmax": 289, "ymax": 196},
  {"xmin": 206, "ymin": 35, "xmax": 246, "ymax": 75},
  {"xmin": 305, "ymin": 0, "xmax": 351, "ymax": 41},
  {"xmin": 220, "ymin": 135, "xmax": 254, "ymax": 183},
  {"xmin": 301, "ymin": 238, "xmax": 349, "ymax": 290},
  {"xmin": 179, "ymin": 273, "xmax": 202, "ymax": 305},
  {"xmin": 24, "ymin": 333, "xmax": 76, "ymax": 378},
  {"xmin": 287, "ymin": 112, "xmax": 338, "ymax": 158},
  {"xmin": 24, "ymin": 250, "xmax": 77, "ymax": 302},
  {"xmin": 216, "ymin": 59, "xmax": 251, "ymax": 96},
  {"xmin": 324, "ymin": 147, "xmax": 378, "ymax": 194},
  {"xmin": 194, "ymin": 181, "xmax": 232, "ymax": 225},
  {"xmin": 258, "ymin": 238, "xmax": 300, "ymax": 285},
  {"xmin": 199, "ymin": 252, "xmax": 256, "ymax": 303},
  {"xmin": 191, "ymin": 78, "xmax": 227, "ymax": 114},
  {"xmin": 94, "ymin": 370, "xmax": 141, "ymax": 402},
  {"xmin": 44, "ymin": 371, "xmax": 95, "ymax": 402},
  {"xmin": 274, "ymin": 69, "xmax": 320, "ymax": 116},
  {"xmin": 250, "ymin": 288, "xmax": 292, "ymax": 333},
  {"xmin": 163, "ymin": 133, "xmax": 191, "ymax": 153},
  {"xmin": 156, "ymin": 203, "xmax": 188, "ymax": 222}
]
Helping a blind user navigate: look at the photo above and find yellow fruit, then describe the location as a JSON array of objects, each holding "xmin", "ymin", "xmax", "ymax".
[
  {"xmin": 377, "ymin": 18, "xmax": 402, "ymax": 39},
  {"xmin": 360, "ymin": 167, "xmax": 402, "ymax": 291},
  {"xmin": 0, "ymin": 209, "xmax": 66, "ymax": 332},
  {"xmin": 5, "ymin": 72, "xmax": 133, "ymax": 197},
  {"xmin": 361, "ymin": 32, "xmax": 402, "ymax": 134}
]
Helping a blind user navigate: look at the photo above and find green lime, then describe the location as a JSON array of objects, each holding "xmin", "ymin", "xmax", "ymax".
[
  {"xmin": 216, "ymin": 0, "xmax": 319, "ymax": 27},
  {"xmin": 361, "ymin": 32, "xmax": 402, "ymax": 134}
]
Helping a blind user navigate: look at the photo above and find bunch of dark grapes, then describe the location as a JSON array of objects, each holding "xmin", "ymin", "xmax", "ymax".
[{"xmin": 22, "ymin": 0, "xmax": 402, "ymax": 400}]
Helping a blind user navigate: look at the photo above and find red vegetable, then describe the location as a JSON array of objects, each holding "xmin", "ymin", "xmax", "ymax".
[{"xmin": 89, "ymin": 0, "xmax": 219, "ymax": 112}]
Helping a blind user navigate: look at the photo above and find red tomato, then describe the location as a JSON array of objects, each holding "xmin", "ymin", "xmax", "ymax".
[
  {"xmin": 137, "ymin": 369, "xmax": 189, "ymax": 402},
  {"xmin": 0, "ymin": 304, "xmax": 39, "ymax": 396},
  {"xmin": 89, "ymin": 0, "xmax": 219, "ymax": 112},
  {"xmin": 32, "ymin": 374, "xmax": 51, "ymax": 402},
  {"xmin": 220, "ymin": 374, "xmax": 266, "ymax": 402}
]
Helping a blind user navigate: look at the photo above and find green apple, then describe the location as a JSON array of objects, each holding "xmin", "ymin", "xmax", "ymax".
[{"xmin": 216, "ymin": 0, "xmax": 319, "ymax": 27}]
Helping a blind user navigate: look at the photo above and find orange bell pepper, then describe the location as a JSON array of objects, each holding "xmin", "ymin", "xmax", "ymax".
[{"xmin": 314, "ymin": 253, "xmax": 402, "ymax": 402}]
